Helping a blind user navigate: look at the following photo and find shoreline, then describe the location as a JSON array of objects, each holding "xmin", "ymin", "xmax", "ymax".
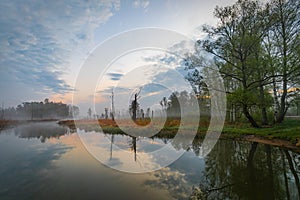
[
  {"xmin": 57, "ymin": 119, "xmax": 300, "ymax": 152},
  {"xmin": 1, "ymin": 119, "xmax": 299, "ymax": 152},
  {"xmin": 221, "ymin": 134, "xmax": 300, "ymax": 153}
]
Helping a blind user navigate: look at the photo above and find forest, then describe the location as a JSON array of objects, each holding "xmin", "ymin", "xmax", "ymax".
[{"xmin": 0, "ymin": 98, "xmax": 79, "ymax": 120}]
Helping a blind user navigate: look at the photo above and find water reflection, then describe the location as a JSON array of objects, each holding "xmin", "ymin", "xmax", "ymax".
[
  {"xmin": 195, "ymin": 140, "xmax": 300, "ymax": 200},
  {"xmin": 0, "ymin": 128, "xmax": 73, "ymax": 199},
  {"xmin": 0, "ymin": 122, "xmax": 299, "ymax": 199},
  {"xmin": 76, "ymin": 126, "xmax": 300, "ymax": 199},
  {"xmin": 11, "ymin": 122, "xmax": 75, "ymax": 143}
]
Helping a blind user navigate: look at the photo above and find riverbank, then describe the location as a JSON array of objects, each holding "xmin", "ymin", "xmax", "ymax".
[
  {"xmin": 1, "ymin": 118, "xmax": 299, "ymax": 151},
  {"xmin": 221, "ymin": 120, "xmax": 300, "ymax": 152},
  {"xmin": 222, "ymin": 120, "xmax": 300, "ymax": 141},
  {"xmin": 57, "ymin": 118, "xmax": 300, "ymax": 151}
]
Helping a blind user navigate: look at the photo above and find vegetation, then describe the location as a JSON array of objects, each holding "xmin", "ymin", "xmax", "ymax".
[
  {"xmin": 58, "ymin": 117, "xmax": 300, "ymax": 149},
  {"xmin": 222, "ymin": 119, "xmax": 300, "ymax": 141},
  {"xmin": 0, "ymin": 98, "xmax": 79, "ymax": 120},
  {"xmin": 185, "ymin": 0, "xmax": 300, "ymax": 127},
  {"xmin": 1, "ymin": 0, "xmax": 299, "ymax": 149}
]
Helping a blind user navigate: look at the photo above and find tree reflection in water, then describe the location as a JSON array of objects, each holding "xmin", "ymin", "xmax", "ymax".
[
  {"xmin": 192, "ymin": 140, "xmax": 300, "ymax": 200},
  {"xmin": 9, "ymin": 123, "xmax": 299, "ymax": 199},
  {"xmin": 12, "ymin": 122, "xmax": 75, "ymax": 143}
]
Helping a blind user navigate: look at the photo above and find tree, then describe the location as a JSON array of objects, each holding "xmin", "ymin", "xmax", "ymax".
[
  {"xmin": 130, "ymin": 93, "xmax": 139, "ymax": 121},
  {"xmin": 146, "ymin": 107, "xmax": 151, "ymax": 119},
  {"xmin": 160, "ymin": 96, "xmax": 168, "ymax": 114},
  {"xmin": 130, "ymin": 89, "xmax": 141, "ymax": 121},
  {"xmin": 167, "ymin": 92, "xmax": 180, "ymax": 117},
  {"xmin": 111, "ymin": 91, "xmax": 115, "ymax": 121},
  {"xmin": 1, "ymin": 103, "xmax": 4, "ymax": 120},
  {"xmin": 104, "ymin": 108, "xmax": 108, "ymax": 120},
  {"xmin": 8, "ymin": 100, "xmax": 70, "ymax": 120},
  {"xmin": 44, "ymin": 98, "xmax": 49, "ymax": 104},
  {"xmin": 140, "ymin": 109, "xmax": 144, "ymax": 119},
  {"xmin": 69, "ymin": 105, "xmax": 79, "ymax": 118},
  {"xmin": 87, "ymin": 108, "xmax": 92, "ymax": 119},
  {"xmin": 199, "ymin": 0, "xmax": 275, "ymax": 127},
  {"xmin": 268, "ymin": 0, "xmax": 300, "ymax": 123},
  {"xmin": 184, "ymin": 53, "xmax": 206, "ymax": 96}
]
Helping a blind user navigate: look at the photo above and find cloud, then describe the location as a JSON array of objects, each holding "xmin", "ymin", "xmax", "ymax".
[
  {"xmin": 143, "ymin": 39, "xmax": 194, "ymax": 68},
  {"xmin": 50, "ymin": 92, "xmax": 74, "ymax": 104},
  {"xmin": 106, "ymin": 72, "xmax": 124, "ymax": 81},
  {"xmin": 0, "ymin": 0, "xmax": 120, "ymax": 106},
  {"xmin": 106, "ymin": 157, "xmax": 122, "ymax": 167},
  {"xmin": 133, "ymin": 0, "xmax": 150, "ymax": 9},
  {"xmin": 97, "ymin": 85, "xmax": 130, "ymax": 95}
]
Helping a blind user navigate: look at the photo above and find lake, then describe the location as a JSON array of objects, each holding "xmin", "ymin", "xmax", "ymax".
[{"xmin": 0, "ymin": 122, "xmax": 299, "ymax": 199}]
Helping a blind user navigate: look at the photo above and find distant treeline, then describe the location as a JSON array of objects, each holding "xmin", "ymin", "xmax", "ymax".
[
  {"xmin": 160, "ymin": 91, "xmax": 210, "ymax": 117},
  {"xmin": 0, "ymin": 98, "xmax": 79, "ymax": 120}
]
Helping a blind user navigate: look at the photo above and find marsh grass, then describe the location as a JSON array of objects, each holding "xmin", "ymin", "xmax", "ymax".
[{"xmin": 58, "ymin": 118, "xmax": 300, "ymax": 142}]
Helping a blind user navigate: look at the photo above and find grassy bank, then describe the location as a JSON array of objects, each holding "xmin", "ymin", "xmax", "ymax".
[
  {"xmin": 58, "ymin": 118, "xmax": 300, "ymax": 142},
  {"xmin": 2, "ymin": 118, "xmax": 299, "ymax": 148},
  {"xmin": 222, "ymin": 120, "xmax": 300, "ymax": 142},
  {"xmin": 58, "ymin": 119, "xmax": 184, "ymax": 139}
]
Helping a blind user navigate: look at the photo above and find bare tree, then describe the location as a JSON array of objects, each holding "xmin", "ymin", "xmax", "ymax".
[{"xmin": 130, "ymin": 88, "xmax": 141, "ymax": 121}]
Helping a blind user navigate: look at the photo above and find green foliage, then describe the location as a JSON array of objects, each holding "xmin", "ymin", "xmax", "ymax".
[
  {"xmin": 188, "ymin": 0, "xmax": 300, "ymax": 126},
  {"xmin": 227, "ymin": 88, "xmax": 258, "ymax": 106}
]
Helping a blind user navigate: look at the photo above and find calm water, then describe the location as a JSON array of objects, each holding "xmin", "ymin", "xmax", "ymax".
[{"xmin": 0, "ymin": 122, "xmax": 299, "ymax": 200}]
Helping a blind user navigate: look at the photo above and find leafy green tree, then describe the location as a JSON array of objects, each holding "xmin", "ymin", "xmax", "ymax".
[
  {"xmin": 199, "ymin": 0, "xmax": 275, "ymax": 127},
  {"xmin": 268, "ymin": 0, "xmax": 300, "ymax": 123}
]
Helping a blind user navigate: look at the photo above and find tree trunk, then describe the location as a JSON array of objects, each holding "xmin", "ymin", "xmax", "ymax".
[
  {"xmin": 259, "ymin": 83, "xmax": 268, "ymax": 125},
  {"xmin": 261, "ymin": 107, "xmax": 268, "ymax": 125},
  {"xmin": 243, "ymin": 105, "xmax": 260, "ymax": 128},
  {"xmin": 272, "ymin": 75, "xmax": 280, "ymax": 124},
  {"xmin": 277, "ymin": 76, "xmax": 288, "ymax": 123},
  {"xmin": 276, "ymin": 0, "xmax": 289, "ymax": 124},
  {"xmin": 132, "ymin": 94, "xmax": 137, "ymax": 121}
]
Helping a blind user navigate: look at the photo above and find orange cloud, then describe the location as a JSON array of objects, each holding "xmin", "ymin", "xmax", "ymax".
[{"xmin": 50, "ymin": 92, "xmax": 74, "ymax": 104}]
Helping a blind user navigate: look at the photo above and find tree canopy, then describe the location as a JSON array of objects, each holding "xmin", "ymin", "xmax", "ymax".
[{"xmin": 188, "ymin": 0, "xmax": 300, "ymax": 127}]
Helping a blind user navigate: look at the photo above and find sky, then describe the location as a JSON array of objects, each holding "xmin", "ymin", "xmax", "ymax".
[{"xmin": 0, "ymin": 0, "xmax": 236, "ymax": 115}]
